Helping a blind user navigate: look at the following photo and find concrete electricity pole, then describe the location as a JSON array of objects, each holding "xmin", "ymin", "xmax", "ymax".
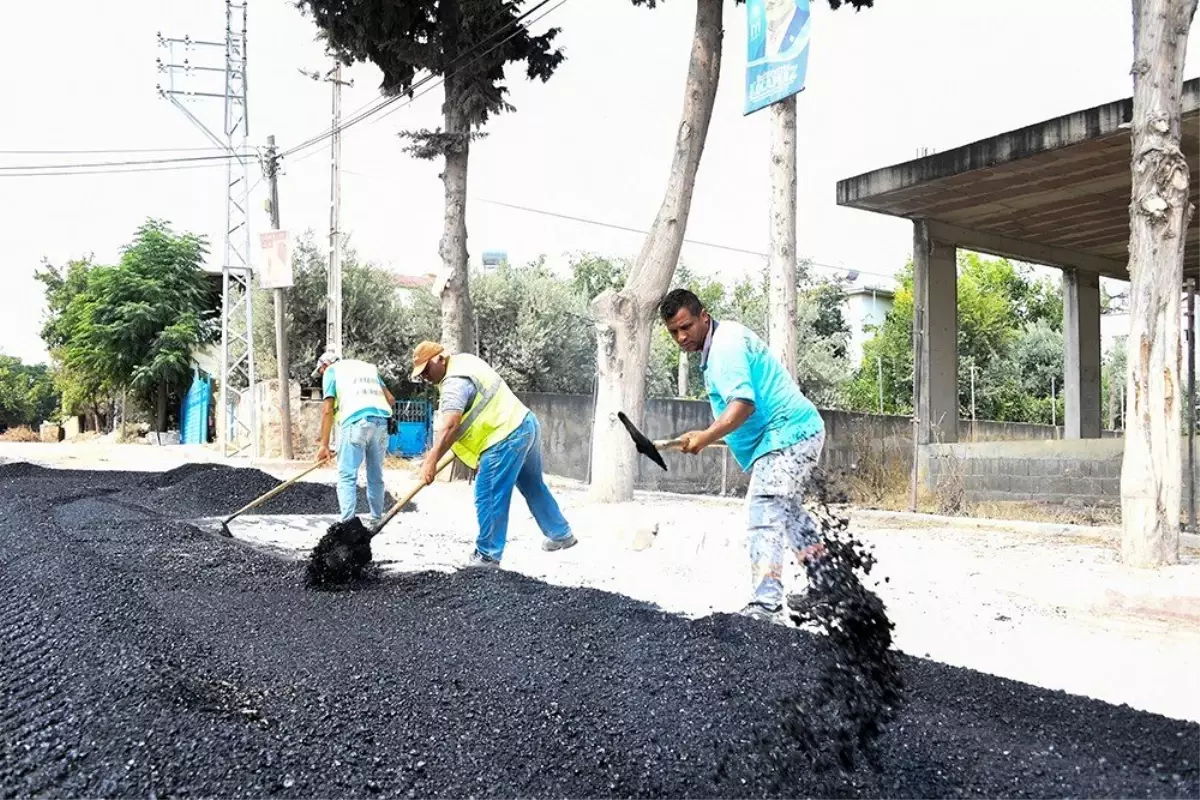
[
  {"xmin": 264, "ymin": 135, "xmax": 293, "ymax": 460},
  {"xmin": 302, "ymin": 63, "xmax": 354, "ymax": 356},
  {"xmin": 767, "ymin": 95, "xmax": 798, "ymax": 381}
]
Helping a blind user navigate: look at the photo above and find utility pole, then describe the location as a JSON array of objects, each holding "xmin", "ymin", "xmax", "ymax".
[
  {"xmin": 157, "ymin": 0, "xmax": 256, "ymax": 459},
  {"xmin": 767, "ymin": 95, "xmax": 798, "ymax": 380},
  {"xmin": 264, "ymin": 135, "xmax": 293, "ymax": 460},
  {"xmin": 678, "ymin": 351, "xmax": 689, "ymax": 397},
  {"xmin": 302, "ymin": 63, "xmax": 354, "ymax": 356}
]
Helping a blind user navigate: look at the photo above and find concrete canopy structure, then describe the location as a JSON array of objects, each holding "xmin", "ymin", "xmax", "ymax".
[{"xmin": 837, "ymin": 78, "xmax": 1200, "ymax": 446}]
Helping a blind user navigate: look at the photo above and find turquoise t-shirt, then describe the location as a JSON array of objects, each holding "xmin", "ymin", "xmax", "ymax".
[
  {"xmin": 701, "ymin": 320, "xmax": 823, "ymax": 471},
  {"xmin": 322, "ymin": 361, "xmax": 391, "ymax": 428}
]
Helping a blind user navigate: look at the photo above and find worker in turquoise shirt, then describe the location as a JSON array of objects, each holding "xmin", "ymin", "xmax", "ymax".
[
  {"xmin": 312, "ymin": 351, "xmax": 395, "ymax": 524},
  {"xmin": 659, "ymin": 289, "xmax": 826, "ymax": 622}
]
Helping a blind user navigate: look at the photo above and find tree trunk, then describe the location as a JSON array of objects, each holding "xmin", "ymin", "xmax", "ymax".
[
  {"xmin": 588, "ymin": 0, "xmax": 723, "ymax": 503},
  {"xmin": 768, "ymin": 95, "xmax": 798, "ymax": 381},
  {"xmin": 437, "ymin": 97, "xmax": 475, "ymax": 357},
  {"xmin": 156, "ymin": 380, "xmax": 168, "ymax": 434},
  {"xmin": 1121, "ymin": 0, "xmax": 1197, "ymax": 567},
  {"xmin": 677, "ymin": 350, "xmax": 689, "ymax": 397}
]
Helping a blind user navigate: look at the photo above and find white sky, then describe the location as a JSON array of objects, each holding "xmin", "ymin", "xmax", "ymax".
[{"xmin": 2, "ymin": 0, "xmax": 1197, "ymax": 365}]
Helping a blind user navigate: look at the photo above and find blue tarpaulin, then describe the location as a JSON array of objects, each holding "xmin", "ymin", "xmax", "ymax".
[{"xmin": 180, "ymin": 372, "xmax": 211, "ymax": 445}]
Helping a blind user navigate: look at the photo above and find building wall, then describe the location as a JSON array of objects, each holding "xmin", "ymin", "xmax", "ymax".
[{"xmin": 844, "ymin": 289, "xmax": 894, "ymax": 367}]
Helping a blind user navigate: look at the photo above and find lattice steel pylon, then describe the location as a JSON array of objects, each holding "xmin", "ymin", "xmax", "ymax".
[{"xmin": 156, "ymin": 0, "xmax": 257, "ymax": 458}]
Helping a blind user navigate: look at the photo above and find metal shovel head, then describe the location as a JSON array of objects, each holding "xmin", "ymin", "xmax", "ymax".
[{"xmin": 617, "ymin": 411, "xmax": 668, "ymax": 471}]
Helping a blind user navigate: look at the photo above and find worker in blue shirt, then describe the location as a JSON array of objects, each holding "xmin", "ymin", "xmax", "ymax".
[
  {"xmin": 659, "ymin": 289, "xmax": 826, "ymax": 621},
  {"xmin": 312, "ymin": 352, "xmax": 395, "ymax": 525}
]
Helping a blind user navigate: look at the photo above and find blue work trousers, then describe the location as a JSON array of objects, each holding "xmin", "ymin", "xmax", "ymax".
[
  {"xmin": 474, "ymin": 412, "xmax": 572, "ymax": 561},
  {"xmin": 336, "ymin": 416, "xmax": 389, "ymax": 521}
]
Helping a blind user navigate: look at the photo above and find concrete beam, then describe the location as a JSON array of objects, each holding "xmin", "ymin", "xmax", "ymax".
[
  {"xmin": 913, "ymin": 220, "xmax": 958, "ymax": 445},
  {"xmin": 837, "ymin": 78, "xmax": 1199, "ymax": 207},
  {"xmin": 1063, "ymin": 269, "xmax": 1102, "ymax": 439},
  {"xmin": 926, "ymin": 220, "xmax": 1127, "ymax": 277}
]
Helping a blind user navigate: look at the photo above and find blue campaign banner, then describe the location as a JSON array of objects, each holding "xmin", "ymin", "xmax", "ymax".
[{"xmin": 745, "ymin": 0, "xmax": 811, "ymax": 115}]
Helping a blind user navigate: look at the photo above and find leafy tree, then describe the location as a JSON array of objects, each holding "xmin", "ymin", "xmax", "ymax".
[
  {"xmin": 35, "ymin": 221, "xmax": 217, "ymax": 432},
  {"xmin": 570, "ymin": 253, "xmax": 629, "ymax": 300},
  {"xmin": 0, "ymin": 357, "xmax": 58, "ymax": 430},
  {"xmin": 297, "ymin": 0, "xmax": 565, "ymax": 357},
  {"xmin": 36, "ymin": 257, "xmax": 114, "ymax": 428},
  {"xmin": 474, "ymin": 258, "xmax": 595, "ymax": 394},
  {"xmin": 844, "ymin": 254, "xmax": 1065, "ymax": 422},
  {"xmin": 255, "ymin": 231, "xmax": 440, "ymax": 391}
]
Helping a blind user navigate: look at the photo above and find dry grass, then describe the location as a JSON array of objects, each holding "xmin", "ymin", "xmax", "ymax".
[
  {"xmin": 856, "ymin": 484, "xmax": 1122, "ymax": 527},
  {"xmin": 0, "ymin": 426, "xmax": 42, "ymax": 443}
]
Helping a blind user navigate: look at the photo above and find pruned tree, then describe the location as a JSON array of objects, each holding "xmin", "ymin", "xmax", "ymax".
[
  {"xmin": 1121, "ymin": 0, "xmax": 1197, "ymax": 567},
  {"xmin": 589, "ymin": 0, "xmax": 874, "ymax": 503},
  {"xmin": 588, "ymin": 0, "xmax": 724, "ymax": 502},
  {"xmin": 296, "ymin": 0, "xmax": 565, "ymax": 357}
]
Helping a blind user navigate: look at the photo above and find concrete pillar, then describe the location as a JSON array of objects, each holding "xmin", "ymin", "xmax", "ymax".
[
  {"xmin": 913, "ymin": 220, "xmax": 958, "ymax": 444},
  {"xmin": 1063, "ymin": 268, "xmax": 1102, "ymax": 439}
]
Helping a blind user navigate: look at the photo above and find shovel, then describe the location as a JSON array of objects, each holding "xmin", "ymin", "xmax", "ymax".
[
  {"xmin": 305, "ymin": 451, "xmax": 456, "ymax": 587},
  {"xmin": 370, "ymin": 451, "xmax": 456, "ymax": 536},
  {"xmin": 617, "ymin": 411, "xmax": 689, "ymax": 551},
  {"xmin": 616, "ymin": 411, "xmax": 685, "ymax": 472},
  {"xmin": 218, "ymin": 457, "xmax": 330, "ymax": 536}
]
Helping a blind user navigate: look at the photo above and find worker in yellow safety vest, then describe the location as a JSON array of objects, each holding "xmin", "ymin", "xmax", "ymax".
[
  {"xmin": 410, "ymin": 341, "xmax": 577, "ymax": 567},
  {"xmin": 313, "ymin": 352, "xmax": 396, "ymax": 524}
]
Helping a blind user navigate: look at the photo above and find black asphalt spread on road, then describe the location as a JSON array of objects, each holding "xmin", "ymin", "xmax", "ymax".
[{"xmin": 1, "ymin": 461, "xmax": 1197, "ymax": 798}]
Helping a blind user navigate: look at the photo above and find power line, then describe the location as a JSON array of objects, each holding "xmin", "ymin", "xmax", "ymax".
[
  {"xmin": 0, "ymin": 146, "xmax": 232, "ymax": 155},
  {"xmin": 473, "ymin": 198, "xmax": 897, "ymax": 280},
  {"xmin": 0, "ymin": 151, "xmax": 244, "ymax": 172},
  {"xmin": 0, "ymin": 160, "xmax": 238, "ymax": 178},
  {"xmin": 280, "ymin": 0, "xmax": 568, "ymax": 160}
]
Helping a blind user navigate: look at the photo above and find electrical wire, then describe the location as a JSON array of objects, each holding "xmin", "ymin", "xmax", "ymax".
[
  {"xmin": 0, "ymin": 160, "xmax": 244, "ymax": 179},
  {"xmin": 474, "ymin": 198, "xmax": 897, "ymax": 280},
  {"xmin": 0, "ymin": 151, "xmax": 247, "ymax": 173},
  {"xmin": 280, "ymin": 0, "xmax": 568, "ymax": 160},
  {"xmin": 0, "ymin": 146, "xmax": 233, "ymax": 155}
]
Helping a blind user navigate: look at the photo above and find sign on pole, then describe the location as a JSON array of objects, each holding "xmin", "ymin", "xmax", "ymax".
[
  {"xmin": 744, "ymin": 0, "xmax": 811, "ymax": 115},
  {"xmin": 259, "ymin": 230, "xmax": 293, "ymax": 289}
]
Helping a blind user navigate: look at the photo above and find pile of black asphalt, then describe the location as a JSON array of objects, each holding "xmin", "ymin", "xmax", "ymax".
[
  {"xmin": 0, "ymin": 461, "xmax": 1196, "ymax": 798},
  {"xmin": 134, "ymin": 461, "xmax": 400, "ymax": 517}
]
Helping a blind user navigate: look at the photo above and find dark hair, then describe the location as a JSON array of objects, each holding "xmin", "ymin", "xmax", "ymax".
[{"xmin": 659, "ymin": 288, "xmax": 703, "ymax": 321}]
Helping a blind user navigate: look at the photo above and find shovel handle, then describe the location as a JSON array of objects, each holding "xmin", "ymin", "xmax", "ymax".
[
  {"xmin": 372, "ymin": 451, "xmax": 456, "ymax": 534},
  {"xmin": 222, "ymin": 457, "xmax": 331, "ymax": 524},
  {"xmin": 653, "ymin": 438, "xmax": 686, "ymax": 452}
]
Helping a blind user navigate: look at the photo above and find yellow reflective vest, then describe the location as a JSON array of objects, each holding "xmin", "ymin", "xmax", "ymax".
[{"xmin": 442, "ymin": 353, "xmax": 528, "ymax": 469}]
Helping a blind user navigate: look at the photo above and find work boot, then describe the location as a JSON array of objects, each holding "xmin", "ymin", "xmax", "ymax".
[
  {"xmin": 464, "ymin": 550, "xmax": 500, "ymax": 569},
  {"xmin": 542, "ymin": 533, "xmax": 578, "ymax": 552},
  {"xmin": 738, "ymin": 602, "xmax": 783, "ymax": 622}
]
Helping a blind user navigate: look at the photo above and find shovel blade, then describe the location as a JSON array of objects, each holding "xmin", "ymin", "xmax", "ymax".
[{"xmin": 617, "ymin": 411, "xmax": 668, "ymax": 471}]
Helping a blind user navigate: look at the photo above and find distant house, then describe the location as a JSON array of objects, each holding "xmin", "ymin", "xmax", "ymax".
[
  {"xmin": 392, "ymin": 273, "xmax": 435, "ymax": 305},
  {"xmin": 842, "ymin": 285, "xmax": 894, "ymax": 368}
]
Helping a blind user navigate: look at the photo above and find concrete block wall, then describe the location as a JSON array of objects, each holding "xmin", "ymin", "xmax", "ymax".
[
  {"xmin": 518, "ymin": 392, "xmax": 1105, "ymax": 498},
  {"xmin": 923, "ymin": 438, "xmax": 1199, "ymax": 515}
]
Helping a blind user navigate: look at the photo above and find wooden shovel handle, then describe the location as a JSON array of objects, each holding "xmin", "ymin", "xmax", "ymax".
[
  {"xmin": 654, "ymin": 438, "xmax": 686, "ymax": 452},
  {"xmin": 373, "ymin": 451, "xmax": 456, "ymax": 534},
  {"xmin": 222, "ymin": 457, "xmax": 331, "ymax": 524}
]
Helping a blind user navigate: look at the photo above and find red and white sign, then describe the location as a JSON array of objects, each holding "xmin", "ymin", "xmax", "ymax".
[{"xmin": 259, "ymin": 230, "xmax": 293, "ymax": 289}]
